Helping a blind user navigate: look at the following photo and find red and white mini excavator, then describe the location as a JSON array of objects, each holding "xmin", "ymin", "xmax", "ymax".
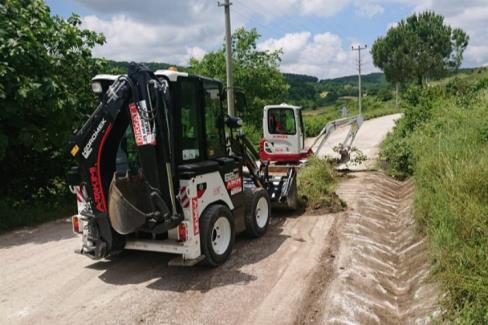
[{"xmin": 258, "ymin": 103, "xmax": 363, "ymax": 209}]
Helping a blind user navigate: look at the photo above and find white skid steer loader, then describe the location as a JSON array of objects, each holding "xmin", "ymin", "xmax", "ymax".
[{"xmin": 67, "ymin": 63, "xmax": 273, "ymax": 267}]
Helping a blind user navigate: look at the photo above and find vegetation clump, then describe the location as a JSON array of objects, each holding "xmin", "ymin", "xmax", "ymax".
[{"xmin": 297, "ymin": 156, "xmax": 345, "ymax": 212}]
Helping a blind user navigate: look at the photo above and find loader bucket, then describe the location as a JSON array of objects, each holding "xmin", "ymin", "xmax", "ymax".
[{"xmin": 108, "ymin": 173, "xmax": 152, "ymax": 235}]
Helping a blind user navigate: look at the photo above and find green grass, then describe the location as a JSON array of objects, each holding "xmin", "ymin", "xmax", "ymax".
[
  {"xmin": 380, "ymin": 72, "xmax": 488, "ymax": 322},
  {"xmin": 0, "ymin": 198, "xmax": 75, "ymax": 233},
  {"xmin": 297, "ymin": 156, "xmax": 345, "ymax": 211},
  {"xmin": 303, "ymin": 96, "xmax": 401, "ymax": 137}
]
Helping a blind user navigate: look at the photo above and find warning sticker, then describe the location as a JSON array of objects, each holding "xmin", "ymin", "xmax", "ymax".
[
  {"xmin": 129, "ymin": 101, "xmax": 156, "ymax": 146},
  {"xmin": 225, "ymin": 170, "xmax": 243, "ymax": 195}
]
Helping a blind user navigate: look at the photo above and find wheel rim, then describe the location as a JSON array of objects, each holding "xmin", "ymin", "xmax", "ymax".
[
  {"xmin": 211, "ymin": 216, "xmax": 231, "ymax": 255},
  {"xmin": 255, "ymin": 197, "xmax": 269, "ymax": 228}
]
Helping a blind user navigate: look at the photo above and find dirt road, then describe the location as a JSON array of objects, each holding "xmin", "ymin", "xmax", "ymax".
[{"xmin": 0, "ymin": 114, "xmax": 437, "ymax": 325}]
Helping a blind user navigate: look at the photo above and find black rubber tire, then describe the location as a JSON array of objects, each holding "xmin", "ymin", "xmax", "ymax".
[
  {"xmin": 286, "ymin": 175, "xmax": 298, "ymax": 210},
  {"xmin": 244, "ymin": 188, "xmax": 271, "ymax": 238},
  {"xmin": 199, "ymin": 204, "xmax": 235, "ymax": 267}
]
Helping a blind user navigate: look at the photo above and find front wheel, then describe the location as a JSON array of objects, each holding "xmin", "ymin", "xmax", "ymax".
[
  {"xmin": 245, "ymin": 188, "xmax": 271, "ymax": 238},
  {"xmin": 200, "ymin": 204, "xmax": 235, "ymax": 267}
]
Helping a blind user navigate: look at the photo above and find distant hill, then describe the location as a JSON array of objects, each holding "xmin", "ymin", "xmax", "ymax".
[{"xmin": 320, "ymin": 72, "xmax": 387, "ymax": 86}]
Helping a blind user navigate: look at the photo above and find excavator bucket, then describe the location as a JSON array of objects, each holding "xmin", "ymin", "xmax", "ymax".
[{"xmin": 108, "ymin": 173, "xmax": 151, "ymax": 235}]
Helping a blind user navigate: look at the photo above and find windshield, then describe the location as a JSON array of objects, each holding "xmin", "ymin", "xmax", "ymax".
[{"xmin": 268, "ymin": 108, "xmax": 296, "ymax": 135}]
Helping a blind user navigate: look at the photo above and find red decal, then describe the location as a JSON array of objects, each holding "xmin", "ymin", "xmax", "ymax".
[
  {"xmin": 89, "ymin": 166, "xmax": 106, "ymax": 212},
  {"xmin": 272, "ymin": 135, "xmax": 288, "ymax": 139},
  {"xmin": 129, "ymin": 103, "xmax": 144, "ymax": 146},
  {"xmin": 93, "ymin": 123, "xmax": 112, "ymax": 212},
  {"xmin": 129, "ymin": 102, "xmax": 156, "ymax": 146},
  {"xmin": 179, "ymin": 186, "xmax": 189, "ymax": 208},
  {"xmin": 192, "ymin": 197, "xmax": 199, "ymax": 235},
  {"xmin": 226, "ymin": 177, "xmax": 242, "ymax": 191}
]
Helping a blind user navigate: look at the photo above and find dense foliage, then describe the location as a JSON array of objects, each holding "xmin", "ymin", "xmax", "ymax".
[
  {"xmin": 372, "ymin": 11, "xmax": 469, "ymax": 86},
  {"xmin": 0, "ymin": 0, "xmax": 105, "ymax": 227},
  {"xmin": 190, "ymin": 28, "xmax": 289, "ymax": 127},
  {"xmin": 380, "ymin": 68, "xmax": 488, "ymax": 322}
]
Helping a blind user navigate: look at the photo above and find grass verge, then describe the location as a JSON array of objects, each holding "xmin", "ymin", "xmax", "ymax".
[
  {"xmin": 303, "ymin": 96, "xmax": 402, "ymax": 137},
  {"xmin": 0, "ymin": 198, "xmax": 74, "ymax": 233},
  {"xmin": 380, "ymin": 69, "xmax": 488, "ymax": 323}
]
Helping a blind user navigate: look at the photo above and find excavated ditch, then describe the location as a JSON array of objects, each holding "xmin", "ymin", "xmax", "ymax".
[{"xmin": 300, "ymin": 172, "xmax": 440, "ymax": 324}]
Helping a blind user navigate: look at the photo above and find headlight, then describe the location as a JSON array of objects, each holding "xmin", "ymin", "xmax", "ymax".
[{"xmin": 91, "ymin": 81, "xmax": 103, "ymax": 94}]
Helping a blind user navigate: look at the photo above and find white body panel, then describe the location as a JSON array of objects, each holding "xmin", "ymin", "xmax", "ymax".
[{"xmin": 74, "ymin": 171, "xmax": 234, "ymax": 262}]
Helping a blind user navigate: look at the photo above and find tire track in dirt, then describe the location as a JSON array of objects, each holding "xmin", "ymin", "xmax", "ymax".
[{"xmin": 298, "ymin": 172, "xmax": 440, "ymax": 324}]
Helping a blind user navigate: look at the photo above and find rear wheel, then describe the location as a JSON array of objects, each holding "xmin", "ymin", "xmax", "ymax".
[
  {"xmin": 200, "ymin": 204, "xmax": 235, "ymax": 267},
  {"xmin": 245, "ymin": 188, "xmax": 271, "ymax": 238}
]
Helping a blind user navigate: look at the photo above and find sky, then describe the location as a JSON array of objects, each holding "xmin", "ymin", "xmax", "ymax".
[{"xmin": 45, "ymin": 0, "xmax": 488, "ymax": 80}]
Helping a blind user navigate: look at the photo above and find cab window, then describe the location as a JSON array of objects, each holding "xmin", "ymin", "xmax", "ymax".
[
  {"xmin": 268, "ymin": 108, "xmax": 296, "ymax": 135},
  {"xmin": 180, "ymin": 79, "xmax": 200, "ymax": 161},
  {"xmin": 203, "ymin": 81, "xmax": 225, "ymax": 158}
]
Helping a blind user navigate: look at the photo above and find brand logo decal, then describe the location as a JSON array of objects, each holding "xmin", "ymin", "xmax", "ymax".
[
  {"xmin": 129, "ymin": 101, "xmax": 156, "ymax": 146},
  {"xmin": 82, "ymin": 119, "xmax": 107, "ymax": 159},
  {"xmin": 89, "ymin": 166, "xmax": 106, "ymax": 212},
  {"xmin": 224, "ymin": 170, "xmax": 242, "ymax": 195}
]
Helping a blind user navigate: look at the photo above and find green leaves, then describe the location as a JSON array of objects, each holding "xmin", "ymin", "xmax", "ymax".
[
  {"xmin": 371, "ymin": 11, "xmax": 469, "ymax": 86},
  {"xmin": 0, "ymin": 0, "xmax": 105, "ymax": 200},
  {"xmin": 190, "ymin": 27, "xmax": 289, "ymax": 127}
]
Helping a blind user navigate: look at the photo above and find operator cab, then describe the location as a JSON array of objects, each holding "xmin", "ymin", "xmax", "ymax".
[{"xmin": 259, "ymin": 103, "xmax": 308, "ymax": 162}]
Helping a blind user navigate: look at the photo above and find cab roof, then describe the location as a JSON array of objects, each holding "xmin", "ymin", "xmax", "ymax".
[
  {"xmin": 264, "ymin": 103, "xmax": 302, "ymax": 110},
  {"xmin": 91, "ymin": 69, "xmax": 219, "ymax": 84}
]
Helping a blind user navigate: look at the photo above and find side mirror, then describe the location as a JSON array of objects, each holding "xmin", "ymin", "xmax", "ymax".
[
  {"xmin": 235, "ymin": 90, "xmax": 248, "ymax": 118},
  {"xmin": 220, "ymin": 89, "xmax": 248, "ymax": 119},
  {"xmin": 226, "ymin": 115, "xmax": 242, "ymax": 129}
]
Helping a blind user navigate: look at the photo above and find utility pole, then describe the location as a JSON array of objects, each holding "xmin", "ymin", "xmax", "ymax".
[
  {"xmin": 352, "ymin": 44, "xmax": 367, "ymax": 115},
  {"xmin": 219, "ymin": 0, "xmax": 235, "ymax": 117}
]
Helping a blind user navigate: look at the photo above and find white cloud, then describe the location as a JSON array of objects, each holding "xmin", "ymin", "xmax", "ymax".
[
  {"xmin": 73, "ymin": 0, "xmax": 487, "ymax": 77},
  {"xmin": 356, "ymin": 2, "xmax": 385, "ymax": 18},
  {"xmin": 81, "ymin": 14, "xmax": 220, "ymax": 65},
  {"xmin": 185, "ymin": 46, "xmax": 206, "ymax": 61},
  {"xmin": 258, "ymin": 32, "xmax": 377, "ymax": 79}
]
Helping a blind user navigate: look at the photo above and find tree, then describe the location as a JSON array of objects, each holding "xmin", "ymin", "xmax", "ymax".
[
  {"xmin": 371, "ymin": 11, "xmax": 469, "ymax": 86},
  {"xmin": 0, "ymin": 0, "xmax": 105, "ymax": 201},
  {"xmin": 190, "ymin": 28, "xmax": 289, "ymax": 127}
]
